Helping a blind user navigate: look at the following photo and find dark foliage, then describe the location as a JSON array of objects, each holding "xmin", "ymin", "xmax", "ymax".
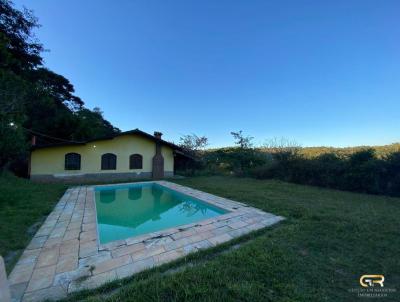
[
  {"xmin": 0, "ymin": 0, "xmax": 119, "ymax": 171},
  {"xmin": 179, "ymin": 134, "xmax": 208, "ymax": 155},
  {"xmin": 201, "ymin": 147, "xmax": 269, "ymax": 176},
  {"xmin": 189, "ymin": 144, "xmax": 400, "ymax": 196},
  {"xmin": 175, "ymin": 134, "xmax": 209, "ymax": 176},
  {"xmin": 248, "ymin": 149, "xmax": 400, "ymax": 196}
]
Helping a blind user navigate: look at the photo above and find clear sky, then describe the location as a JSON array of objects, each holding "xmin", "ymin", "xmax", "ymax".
[{"xmin": 13, "ymin": 0, "xmax": 400, "ymax": 147}]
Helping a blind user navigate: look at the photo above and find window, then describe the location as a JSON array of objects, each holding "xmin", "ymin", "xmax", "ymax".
[
  {"xmin": 101, "ymin": 153, "xmax": 117, "ymax": 170},
  {"xmin": 65, "ymin": 153, "xmax": 81, "ymax": 170},
  {"xmin": 99, "ymin": 190, "xmax": 115, "ymax": 203},
  {"xmin": 128, "ymin": 187, "xmax": 142, "ymax": 200},
  {"xmin": 129, "ymin": 154, "xmax": 143, "ymax": 169}
]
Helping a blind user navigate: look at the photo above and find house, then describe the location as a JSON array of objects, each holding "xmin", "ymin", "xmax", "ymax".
[{"xmin": 29, "ymin": 129, "xmax": 190, "ymax": 182}]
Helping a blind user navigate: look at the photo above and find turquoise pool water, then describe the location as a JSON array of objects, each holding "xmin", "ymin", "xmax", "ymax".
[{"xmin": 95, "ymin": 183, "xmax": 228, "ymax": 244}]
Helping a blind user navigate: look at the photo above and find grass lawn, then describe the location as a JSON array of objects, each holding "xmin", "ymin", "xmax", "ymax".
[
  {"xmin": 0, "ymin": 173, "xmax": 67, "ymax": 272},
  {"xmin": 1, "ymin": 175, "xmax": 399, "ymax": 301}
]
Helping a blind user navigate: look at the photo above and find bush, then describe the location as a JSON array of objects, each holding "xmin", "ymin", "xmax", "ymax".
[
  {"xmin": 248, "ymin": 161, "xmax": 279, "ymax": 179},
  {"xmin": 309, "ymin": 153, "xmax": 345, "ymax": 187},
  {"xmin": 194, "ymin": 145, "xmax": 400, "ymax": 197},
  {"xmin": 384, "ymin": 152, "xmax": 400, "ymax": 195},
  {"xmin": 341, "ymin": 150, "xmax": 381, "ymax": 194},
  {"xmin": 223, "ymin": 149, "xmax": 400, "ymax": 197},
  {"xmin": 203, "ymin": 148, "xmax": 269, "ymax": 176}
]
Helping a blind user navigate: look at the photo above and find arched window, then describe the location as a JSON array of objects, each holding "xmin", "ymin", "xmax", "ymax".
[
  {"xmin": 128, "ymin": 187, "xmax": 142, "ymax": 200},
  {"xmin": 99, "ymin": 190, "xmax": 115, "ymax": 203},
  {"xmin": 129, "ymin": 154, "xmax": 143, "ymax": 169},
  {"xmin": 65, "ymin": 153, "xmax": 81, "ymax": 170},
  {"xmin": 101, "ymin": 153, "xmax": 117, "ymax": 170}
]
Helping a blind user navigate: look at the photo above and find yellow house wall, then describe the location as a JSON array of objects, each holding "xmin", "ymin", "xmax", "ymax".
[{"xmin": 30, "ymin": 134, "xmax": 174, "ymax": 176}]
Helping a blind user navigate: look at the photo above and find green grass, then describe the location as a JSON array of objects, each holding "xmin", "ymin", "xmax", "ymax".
[
  {"xmin": 63, "ymin": 176, "xmax": 400, "ymax": 302},
  {"xmin": 1, "ymin": 175, "xmax": 399, "ymax": 301},
  {"xmin": 0, "ymin": 173, "xmax": 67, "ymax": 272}
]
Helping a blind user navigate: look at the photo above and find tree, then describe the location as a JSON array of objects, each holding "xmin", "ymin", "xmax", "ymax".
[
  {"xmin": 230, "ymin": 130, "xmax": 254, "ymax": 149},
  {"xmin": 0, "ymin": 29, "xmax": 30, "ymax": 167},
  {"xmin": 179, "ymin": 134, "xmax": 208, "ymax": 155},
  {"xmin": 263, "ymin": 137, "xmax": 301, "ymax": 162},
  {"xmin": 73, "ymin": 107, "xmax": 120, "ymax": 141},
  {"xmin": 0, "ymin": 0, "xmax": 120, "ymax": 171},
  {"xmin": 0, "ymin": 0, "xmax": 43, "ymax": 72},
  {"xmin": 228, "ymin": 131, "xmax": 266, "ymax": 174},
  {"xmin": 29, "ymin": 68, "xmax": 84, "ymax": 110}
]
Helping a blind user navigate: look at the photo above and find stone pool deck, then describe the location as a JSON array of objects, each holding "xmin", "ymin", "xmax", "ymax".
[{"xmin": 8, "ymin": 181, "xmax": 284, "ymax": 302}]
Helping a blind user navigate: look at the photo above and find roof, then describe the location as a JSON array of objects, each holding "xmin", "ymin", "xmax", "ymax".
[{"xmin": 31, "ymin": 128, "xmax": 184, "ymax": 152}]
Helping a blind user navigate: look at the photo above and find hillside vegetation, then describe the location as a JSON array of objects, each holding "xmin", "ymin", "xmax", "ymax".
[
  {"xmin": 207, "ymin": 142, "xmax": 400, "ymax": 158},
  {"xmin": 181, "ymin": 138, "xmax": 400, "ymax": 197},
  {"xmin": 0, "ymin": 1, "xmax": 119, "ymax": 175},
  {"xmin": 287, "ymin": 143, "xmax": 400, "ymax": 158}
]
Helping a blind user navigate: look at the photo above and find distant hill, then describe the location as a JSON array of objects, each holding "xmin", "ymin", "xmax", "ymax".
[
  {"xmin": 205, "ymin": 143, "xmax": 400, "ymax": 158},
  {"xmin": 296, "ymin": 143, "xmax": 400, "ymax": 158}
]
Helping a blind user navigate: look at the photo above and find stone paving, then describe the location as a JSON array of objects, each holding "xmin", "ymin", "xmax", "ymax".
[{"xmin": 8, "ymin": 181, "xmax": 284, "ymax": 302}]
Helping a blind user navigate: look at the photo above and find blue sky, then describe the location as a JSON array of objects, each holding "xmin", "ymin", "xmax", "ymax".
[{"xmin": 14, "ymin": 0, "xmax": 400, "ymax": 147}]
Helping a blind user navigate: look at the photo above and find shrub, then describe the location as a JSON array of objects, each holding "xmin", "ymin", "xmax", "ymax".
[
  {"xmin": 309, "ymin": 153, "xmax": 345, "ymax": 187},
  {"xmin": 339, "ymin": 149, "xmax": 383, "ymax": 194},
  {"xmin": 248, "ymin": 161, "xmax": 279, "ymax": 179},
  {"xmin": 196, "ymin": 146, "xmax": 400, "ymax": 197},
  {"xmin": 383, "ymin": 152, "xmax": 400, "ymax": 195},
  {"xmin": 203, "ymin": 148, "xmax": 268, "ymax": 176}
]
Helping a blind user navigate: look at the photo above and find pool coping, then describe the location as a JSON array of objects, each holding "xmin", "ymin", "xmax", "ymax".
[{"xmin": 8, "ymin": 181, "xmax": 284, "ymax": 302}]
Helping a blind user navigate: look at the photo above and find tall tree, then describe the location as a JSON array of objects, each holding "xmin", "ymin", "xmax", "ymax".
[
  {"xmin": 0, "ymin": 0, "xmax": 119, "ymax": 170},
  {"xmin": 231, "ymin": 130, "xmax": 254, "ymax": 149},
  {"xmin": 179, "ymin": 134, "xmax": 208, "ymax": 156}
]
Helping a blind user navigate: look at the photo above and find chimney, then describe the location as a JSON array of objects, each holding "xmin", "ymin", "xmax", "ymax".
[
  {"xmin": 31, "ymin": 135, "xmax": 37, "ymax": 146},
  {"xmin": 154, "ymin": 131, "xmax": 163, "ymax": 140},
  {"xmin": 152, "ymin": 131, "xmax": 164, "ymax": 179}
]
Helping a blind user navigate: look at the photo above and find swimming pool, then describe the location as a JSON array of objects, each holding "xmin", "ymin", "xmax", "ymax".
[{"xmin": 95, "ymin": 182, "xmax": 228, "ymax": 244}]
